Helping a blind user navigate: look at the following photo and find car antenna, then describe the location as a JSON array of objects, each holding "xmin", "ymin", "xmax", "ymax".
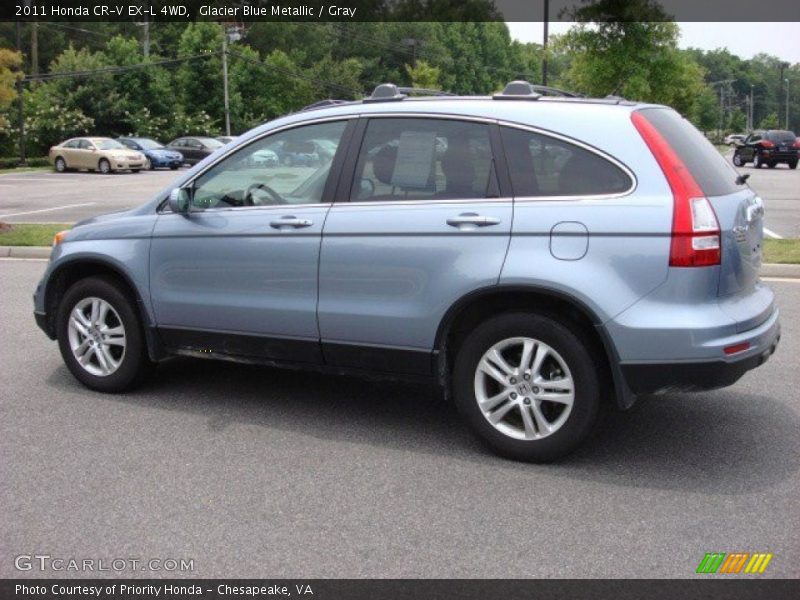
[{"xmin": 735, "ymin": 173, "xmax": 750, "ymax": 185}]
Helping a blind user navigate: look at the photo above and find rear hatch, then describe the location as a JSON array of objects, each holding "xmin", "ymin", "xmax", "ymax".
[
  {"xmin": 635, "ymin": 108, "xmax": 763, "ymax": 298},
  {"xmin": 767, "ymin": 130, "xmax": 798, "ymax": 158}
]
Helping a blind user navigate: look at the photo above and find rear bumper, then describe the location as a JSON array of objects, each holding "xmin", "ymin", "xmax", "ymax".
[
  {"xmin": 619, "ymin": 306, "xmax": 781, "ymax": 394},
  {"xmin": 761, "ymin": 151, "xmax": 798, "ymax": 162}
]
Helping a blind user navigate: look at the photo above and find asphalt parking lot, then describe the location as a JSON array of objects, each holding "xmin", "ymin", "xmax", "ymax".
[
  {"xmin": 0, "ymin": 169, "xmax": 182, "ymax": 224},
  {"xmin": 0, "ymin": 154, "xmax": 798, "ymax": 237},
  {"xmin": 1, "ymin": 259, "xmax": 798, "ymax": 578},
  {"xmin": 730, "ymin": 151, "xmax": 800, "ymax": 238}
]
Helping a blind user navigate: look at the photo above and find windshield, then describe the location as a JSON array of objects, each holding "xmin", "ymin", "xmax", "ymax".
[
  {"xmin": 96, "ymin": 140, "xmax": 125, "ymax": 150},
  {"xmin": 135, "ymin": 138, "xmax": 164, "ymax": 149},
  {"xmin": 198, "ymin": 137, "xmax": 224, "ymax": 149}
]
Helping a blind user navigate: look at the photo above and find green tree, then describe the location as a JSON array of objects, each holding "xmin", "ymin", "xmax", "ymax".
[
  {"xmin": 405, "ymin": 60, "xmax": 441, "ymax": 90},
  {"xmin": 0, "ymin": 49, "xmax": 21, "ymax": 127},
  {"xmin": 175, "ymin": 23, "xmax": 224, "ymax": 126},
  {"xmin": 758, "ymin": 111, "xmax": 779, "ymax": 129}
]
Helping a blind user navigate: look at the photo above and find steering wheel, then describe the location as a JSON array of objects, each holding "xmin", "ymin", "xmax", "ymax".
[{"xmin": 244, "ymin": 182, "xmax": 285, "ymax": 206}]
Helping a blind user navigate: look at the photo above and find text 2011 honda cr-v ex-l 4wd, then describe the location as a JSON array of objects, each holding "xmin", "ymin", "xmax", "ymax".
[{"xmin": 33, "ymin": 82, "xmax": 780, "ymax": 462}]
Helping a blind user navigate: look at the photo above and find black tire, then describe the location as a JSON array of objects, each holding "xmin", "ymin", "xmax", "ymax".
[
  {"xmin": 98, "ymin": 158, "xmax": 111, "ymax": 174},
  {"xmin": 767, "ymin": 161, "xmax": 776, "ymax": 169},
  {"xmin": 754, "ymin": 154, "xmax": 763, "ymax": 168},
  {"xmin": 732, "ymin": 152, "xmax": 743, "ymax": 167},
  {"xmin": 452, "ymin": 312, "xmax": 601, "ymax": 462},
  {"xmin": 56, "ymin": 276, "xmax": 154, "ymax": 393},
  {"xmin": 790, "ymin": 160, "xmax": 798, "ymax": 170},
  {"xmin": 131, "ymin": 169, "xmax": 141, "ymax": 174},
  {"xmin": 170, "ymin": 165, "xmax": 179, "ymax": 170},
  {"xmin": 54, "ymin": 156, "xmax": 67, "ymax": 173}
]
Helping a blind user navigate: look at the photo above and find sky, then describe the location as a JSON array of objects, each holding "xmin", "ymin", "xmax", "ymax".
[{"xmin": 506, "ymin": 22, "xmax": 800, "ymax": 64}]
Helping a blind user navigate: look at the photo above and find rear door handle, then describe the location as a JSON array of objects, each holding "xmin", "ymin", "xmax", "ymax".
[
  {"xmin": 446, "ymin": 212, "xmax": 502, "ymax": 229},
  {"xmin": 270, "ymin": 216, "xmax": 313, "ymax": 229}
]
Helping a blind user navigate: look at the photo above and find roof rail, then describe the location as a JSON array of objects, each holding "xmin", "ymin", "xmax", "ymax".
[
  {"xmin": 300, "ymin": 99, "xmax": 351, "ymax": 111},
  {"xmin": 530, "ymin": 85, "xmax": 582, "ymax": 98},
  {"xmin": 397, "ymin": 87, "xmax": 456, "ymax": 97},
  {"xmin": 364, "ymin": 83, "xmax": 407, "ymax": 103},
  {"xmin": 493, "ymin": 80, "xmax": 541, "ymax": 100},
  {"xmin": 493, "ymin": 80, "xmax": 584, "ymax": 101},
  {"xmin": 363, "ymin": 83, "xmax": 455, "ymax": 103}
]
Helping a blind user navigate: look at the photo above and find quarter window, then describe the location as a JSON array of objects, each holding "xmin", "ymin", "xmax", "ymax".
[
  {"xmin": 350, "ymin": 118, "xmax": 498, "ymax": 202},
  {"xmin": 189, "ymin": 120, "xmax": 347, "ymax": 210},
  {"xmin": 500, "ymin": 127, "xmax": 632, "ymax": 197}
]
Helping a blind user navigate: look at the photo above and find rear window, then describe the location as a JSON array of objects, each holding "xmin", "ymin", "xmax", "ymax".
[
  {"xmin": 767, "ymin": 130, "xmax": 796, "ymax": 144},
  {"xmin": 638, "ymin": 108, "xmax": 738, "ymax": 197},
  {"xmin": 500, "ymin": 126, "xmax": 632, "ymax": 197}
]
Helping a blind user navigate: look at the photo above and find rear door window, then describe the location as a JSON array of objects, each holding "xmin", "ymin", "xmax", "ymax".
[
  {"xmin": 350, "ymin": 118, "xmax": 499, "ymax": 202},
  {"xmin": 636, "ymin": 108, "xmax": 739, "ymax": 197},
  {"xmin": 500, "ymin": 126, "xmax": 632, "ymax": 198}
]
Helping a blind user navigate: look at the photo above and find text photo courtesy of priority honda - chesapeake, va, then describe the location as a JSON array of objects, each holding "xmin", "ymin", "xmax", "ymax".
[{"xmin": 1, "ymin": 1, "xmax": 799, "ymax": 599}]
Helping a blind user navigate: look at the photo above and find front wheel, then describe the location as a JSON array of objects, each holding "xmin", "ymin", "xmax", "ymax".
[
  {"xmin": 732, "ymin": 152, "xmax": 743, "ymax": 167},
  {"xmin": 767, "ymin": 161, "xmax": 777, "ymax": 169},
  {"xmin": 56, "ymin": 277, "xmax": 153, "ymax": 392},
  {"xmin": 98, "ymin": 158, "xmax": 111, "ymax": 174},
  {"xmin": 754, "ymin": 154, "xmax": 763, "ymax": 169},
  {"xmin": 452, "ymin": 313, "xmax": 600, "ymax": 462},
  {"xmin": 790, "ymin": 160, "xmax": 798, "ymax": 170}
]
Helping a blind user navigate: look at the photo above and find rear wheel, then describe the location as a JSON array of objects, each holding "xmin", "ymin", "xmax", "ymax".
[
  {"xmin": 790, "ymin": 160, "xmax": 798, "ymax": 170},
  {"xmin": 732, "ymin": 152, "xmax": 743, "ymax": 167},
  {"xmin": 754, "ymin": 154, "xmax": 763, "ymax": 168},
  {"xmin": 54, "ymin": 156, "xmax": 67, "ymax": 172},
  {"xmin": 452, "ymin": 312, "xmax": 600, "ymax": 462},
  {"xmin": 767, "ymin": 161, "xmax": 777, "ymax": 169},
  {"xmin": 56, "ymin": 277, "xmax": 154, "ymax": 392}
]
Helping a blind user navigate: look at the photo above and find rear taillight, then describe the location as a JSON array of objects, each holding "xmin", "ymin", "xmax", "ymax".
[
  {"xmin": 631, "ymin": 112, "xmax": 721, "ymax": 267},
  {"xmin": 793, "ymin": 140, "xmax": 800, "ymax": 149},
  {"xmin": 759, "ymin": 140, "xmax": 775, "ymax": 149}
]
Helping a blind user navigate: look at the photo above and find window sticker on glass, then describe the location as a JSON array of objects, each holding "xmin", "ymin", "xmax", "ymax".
[{"xmin": 390, "ymin": 130, "xmax": 437, "ymax": 189}]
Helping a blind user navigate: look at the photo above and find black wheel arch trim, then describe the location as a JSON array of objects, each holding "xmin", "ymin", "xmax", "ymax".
[
  {"xmin": 433, "ymin": 284, "xmax": 636, "ymax": 409},
  {"xmin": 41, "ymin": 255, "xmax": 165, "ymax": 361}
]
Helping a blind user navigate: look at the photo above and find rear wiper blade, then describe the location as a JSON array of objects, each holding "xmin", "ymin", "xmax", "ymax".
[{"xmin": 735, "ymin": 173, "xmax": 750, "ymax": 185}]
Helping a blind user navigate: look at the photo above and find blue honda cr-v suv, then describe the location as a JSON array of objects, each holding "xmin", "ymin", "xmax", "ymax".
[{"xmin": 33, "ymin": 82, "xmax": 781, "ymax": 461}]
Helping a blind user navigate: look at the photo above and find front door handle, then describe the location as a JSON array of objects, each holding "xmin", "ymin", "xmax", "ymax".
[
  {"xmin": 447, "ymin": 212, "xmax": 502, "ymax": 229},
  {"xmin": 270, "ymin": 216, "xmax": 313, "ymax": 230}
]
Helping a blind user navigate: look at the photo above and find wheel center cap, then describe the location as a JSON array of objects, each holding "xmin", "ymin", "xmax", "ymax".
[{"xmin": 517, "ymin": 382, "xmax": 532, "ymax": 396}]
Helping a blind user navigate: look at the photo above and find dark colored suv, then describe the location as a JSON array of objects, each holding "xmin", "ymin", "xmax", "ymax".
[{"xmin": 732, "ymin": 130, "xmax": 799, "ymax": 169}]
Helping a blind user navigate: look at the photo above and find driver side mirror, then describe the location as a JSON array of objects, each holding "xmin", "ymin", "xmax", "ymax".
[{"xmin": 168, "ymin": 187, "xmax": 191, "ymax": 214}]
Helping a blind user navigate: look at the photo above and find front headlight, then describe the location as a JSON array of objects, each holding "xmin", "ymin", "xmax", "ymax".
[{"xmin": 111, "ymin": 154, "xmax": 128, "ymax": 161}]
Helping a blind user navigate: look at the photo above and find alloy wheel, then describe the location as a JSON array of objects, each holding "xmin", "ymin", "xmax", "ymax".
[
  {"xmin": 473, "ymin": 337, "xmax": 575, "ymax": 441},
  {"xmin": 67, "ymin": 297, "xmax": 127, "ymax": 377}
]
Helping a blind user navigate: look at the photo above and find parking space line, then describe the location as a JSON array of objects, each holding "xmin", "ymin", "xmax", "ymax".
[
  {"xmin": 0, "ymin": 202, "xmax": 96, "ymax": 218},
  {"xmin": 763, "ymin": 228, "xmax": 784, "ymax": 240}
]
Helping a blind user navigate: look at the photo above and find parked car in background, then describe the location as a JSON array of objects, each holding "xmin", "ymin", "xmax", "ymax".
[
  {"xmin": 48, "ymin": 137, "xmax": 146, "ymax": 174},
  {"xmin": 724, "ymin": 133, "xmax": 746, "ymax": 146},
  {"xmin": 270, "ymin": 139, "xmax": 319, "ymax": 166},
  {"xmin": 34, "ymin": 82, "xmax": 780, "ymax": 462},
  {"xmin": 166, "ymin": 136, "xmax": 224, "ymax": 165},
  {"xmin": 732, "ymin": 130, "xmax": 799, "ymax": 169},
  {"xmin": 247, "ymin": 148, "xmax": 280, "ymax": 167},
  {"xmin": 217, "ymin": 136, "xmax": 237, "ymax": 145},
  {"xmin": 117, "ymin": 137, "xmax": 183, "ymax": 170}
]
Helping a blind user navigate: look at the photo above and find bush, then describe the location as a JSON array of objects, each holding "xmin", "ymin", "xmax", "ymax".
[{"xmin": 0, "ymin": 156, "xmax": 49, "ymax": 169}]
